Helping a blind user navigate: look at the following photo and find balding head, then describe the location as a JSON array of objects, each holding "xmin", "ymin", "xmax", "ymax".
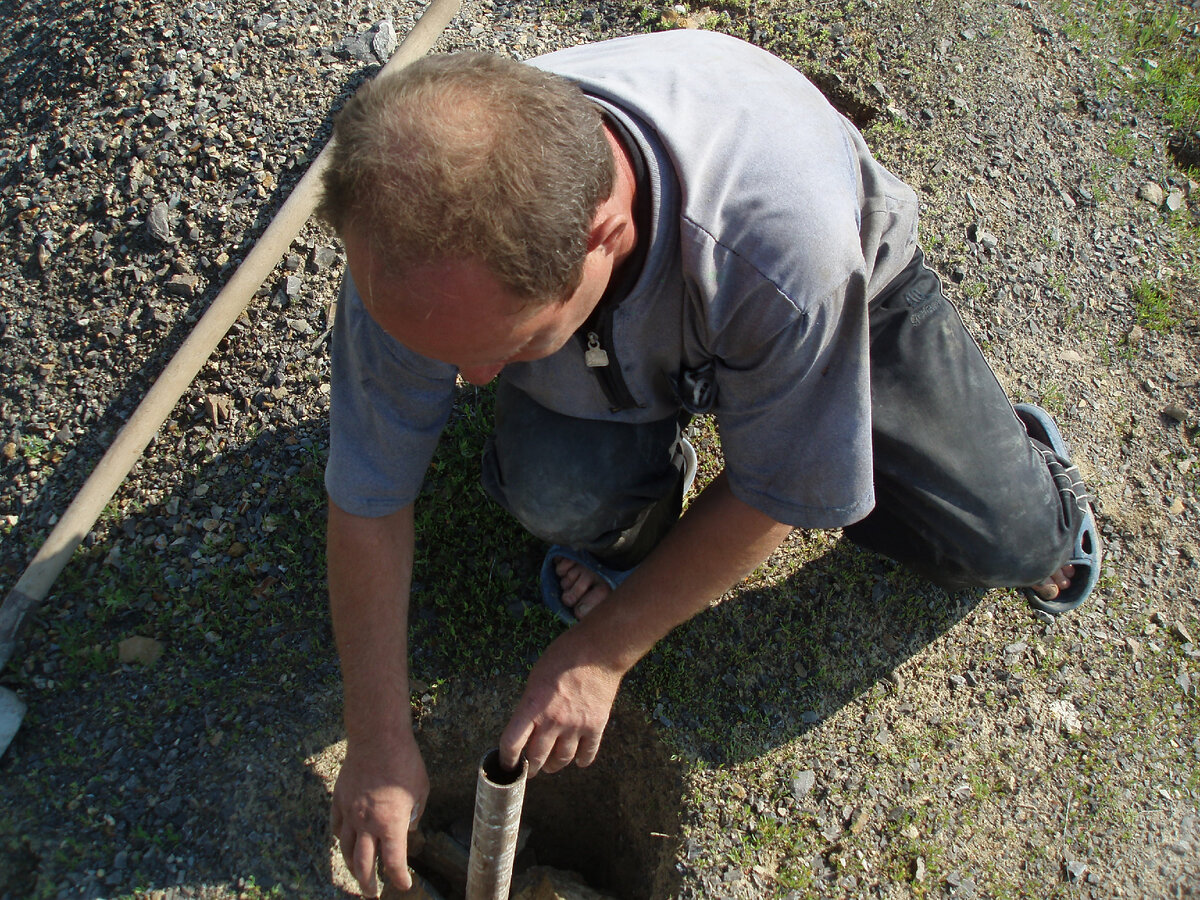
[{"xmin": 318, "ymin": 52, "xmax": 615, "ymax": 305}]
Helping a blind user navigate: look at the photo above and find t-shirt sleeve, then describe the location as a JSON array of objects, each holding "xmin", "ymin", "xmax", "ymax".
[
  {"xmin": 325, "ymin": 272, "xmax": 458, "ymax": 517},
  {"xmin": 708, "ymin": 262, "xmax": 875, "ymax": 529}
]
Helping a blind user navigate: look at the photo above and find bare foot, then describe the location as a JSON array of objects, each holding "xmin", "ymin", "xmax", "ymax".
[
  {"xmin": 554, "ymin": 558, "xmax": 614, "ymax": 620},
  {"xmin": 1028, "ymin": 563, "xmax": 1076, "ymax": 601}
]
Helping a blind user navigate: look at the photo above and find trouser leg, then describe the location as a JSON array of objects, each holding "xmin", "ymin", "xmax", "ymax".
[
  {"xmin": 844, "ymin": 249, "xmax": 1080, "ymax": 590},
  {"xmin": 481, "ymin": 380, "xmax": 689, "ymax": 570}
]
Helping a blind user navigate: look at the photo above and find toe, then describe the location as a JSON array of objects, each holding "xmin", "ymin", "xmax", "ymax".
[
  {"xmin": 1031, "ymin": 564, "xmax": 1076, "ymax": 600},
  {"xmin": 573, "ymin": 583, "xmax": 611, "ymax": 619},
  {"xmin": 556, "ymin": 560, "xmax": 583, "ymax": 593},
  {"xmin": 560, "ymin": 563, "xmax": 598, "ymax": 608},
  {"xmin": 1030, "ymin": 577, "xmax": 1060, "ymax": 601},
  {"xmin": 1052, "ymin": 564, "xmax": 1075, "ymax": 592}
]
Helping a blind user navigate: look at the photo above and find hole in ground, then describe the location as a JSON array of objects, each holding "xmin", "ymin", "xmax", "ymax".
[
  {"xmin": 413, "ymin": 677, "xmax": 684, "ymax": 899},
  {"xmin": 806, "ymin": 71, "xmax": 880, "ymax": 130},
  {"xmin": 1168, "ymin": 130, "xmax": 1200, "ymax": 172}
]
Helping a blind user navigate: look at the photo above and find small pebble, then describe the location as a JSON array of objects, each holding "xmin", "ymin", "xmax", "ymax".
[
  {"xmin": 791, "ymin": 770, "xmax": 816, "ymax": 801},
  {"xmin": 1138, "ymin": 181, "xmax": 1165, "ymax": 205},
  {"xmin": 145, "ymin": 202, "xmax": 173, "ymax": 243}
]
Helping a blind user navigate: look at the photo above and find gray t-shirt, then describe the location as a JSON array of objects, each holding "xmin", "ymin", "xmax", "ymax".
[{"xmin": 326, "ymin": 30, "xmax": 919, "ymax": 528}]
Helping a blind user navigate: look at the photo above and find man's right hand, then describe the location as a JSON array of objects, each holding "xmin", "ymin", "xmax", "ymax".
[
  {"xmin": 330, "ymin": 731, "xmax": 429, "ymax": 896},
  {"xmin": 327, "ymin": 501, "xmax": 424, "ymax": 894}
]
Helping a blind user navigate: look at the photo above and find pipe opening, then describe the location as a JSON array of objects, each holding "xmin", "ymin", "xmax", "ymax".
[{"xmin": 480, "ymin": 748, "xmax": 525, "ymax": 787}]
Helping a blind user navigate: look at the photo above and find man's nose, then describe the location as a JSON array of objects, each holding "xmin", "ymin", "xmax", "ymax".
[{"xmin": 459, "ymin": 364, "xmax": 504, "ymax": 385}]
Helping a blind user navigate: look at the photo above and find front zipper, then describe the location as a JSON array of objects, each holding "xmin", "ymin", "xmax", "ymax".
[
  {"xmin": 584, "ymin": 332, "xmax": 609, "ymax": 368},
  {"xmin": 577, "ymin": 308, "xmax": 641, "ymax": 413}
]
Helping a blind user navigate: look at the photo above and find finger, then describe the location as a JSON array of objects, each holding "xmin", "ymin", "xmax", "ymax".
[
  {"xmin": 352, "ymin": 831, "xmax": 379, "ymax": 897},
  {"xmin": 378, "ymin": 832, "xmax": 412, "ymax": 892},
  {"xmin": 330, "ymin": 804, "xmax": 343, "ymax": 841},
  {"xmin": 336, "ymin": 819, "xmax": 357, "ymax": 868},
  {"xmin": 499, "ymin": 716, "xmax": 536, "ymax": 772},
  {"xmin": 522, "ymin": 727, "xmax": 561, "ymax": 778},
  {"xmin": 541, "ymin": 734, "xmax": 580, "ymax": 775},
  {"xmin": 576, "ymin": 730, "xmax": 603, "ymax": 768}
]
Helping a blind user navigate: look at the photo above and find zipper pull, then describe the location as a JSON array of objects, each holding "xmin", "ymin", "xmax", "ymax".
[{"xmin": 584, "ymin": 331, "xmax": 609, "ymax": 368}]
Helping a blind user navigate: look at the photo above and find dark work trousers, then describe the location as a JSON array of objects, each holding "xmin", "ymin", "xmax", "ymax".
[
  {"xmin": 481, "ymin": 249, "xmax": 1081, "ymax": 589},
  {"xmin": 481, "ymin": 381, "xmax": 690, "ymax": 572}
]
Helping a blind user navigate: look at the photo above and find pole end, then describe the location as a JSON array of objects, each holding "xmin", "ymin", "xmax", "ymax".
[
  {"xmin": 0, "ymin": 586, "xmax": 39, "ymax": 671},
  {"xmin": 0, "ymin": 687, "xmax": 26, "ymax": 759}
]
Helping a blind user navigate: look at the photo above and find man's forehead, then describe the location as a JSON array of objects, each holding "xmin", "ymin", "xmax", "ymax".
[{"xmin": 344, "ymin": 228, "xmax": 531, "ymax": 323}]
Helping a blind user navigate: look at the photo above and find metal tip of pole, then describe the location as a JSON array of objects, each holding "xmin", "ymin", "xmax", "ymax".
[{"xmin": 0, "ymin": 688, "xmax": 26, "ymax": 760}]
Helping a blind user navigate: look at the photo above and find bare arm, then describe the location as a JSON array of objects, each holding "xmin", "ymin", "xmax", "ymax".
[
  {"xmin": 500, "ymin": 471, "xmax": 794, "ymax": 773},
  {"xmin": 327, "ymin": 499, "xmax": 426, "ymax": 895}
]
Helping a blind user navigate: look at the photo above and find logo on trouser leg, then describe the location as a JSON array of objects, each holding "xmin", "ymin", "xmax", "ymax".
[{"xmin": 904, "ymin": 288, "xmax": 941, "ymax": 326}]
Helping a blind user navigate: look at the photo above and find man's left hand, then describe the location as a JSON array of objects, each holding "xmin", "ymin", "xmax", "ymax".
[{"xmin": 498, "ymin": 627, "xmax": 623, "ymax": 776}]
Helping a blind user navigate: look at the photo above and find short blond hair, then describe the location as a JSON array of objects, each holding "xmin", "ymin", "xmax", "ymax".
[{"xmin": 318, "ymin": 52, "xmax": 615, "ymax": 303}]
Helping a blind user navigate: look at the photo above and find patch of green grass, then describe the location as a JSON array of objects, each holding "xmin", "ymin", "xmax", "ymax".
[
  {"xmin": 1055, "ymin": 0, "xmax": 1101, "ymax": 49},
  {"xmin": 881, "ymin": 830, "xmax": 944, "ymax": 896},
  {"xmin": 18, "ymin": 433, "xmax": 49, "ymax": 463},
  {"xmin": 1056, "ymin": 0, "xmax": 1200, "ymax": 147},
  {"xmin": 1037, "ymin": 381, "xmax": 1068, "ymax": 416},
  {"xmin": 959, "ymin": 280, "xmax": 987, "ymax": 301},
  {"xmin": 1084, "ymin": 319, "xmax": 1125, "ymax": 365},
  {"xmin": 701, "ymin": 11, "xmax": 735, "ymax": 32},
  {"xmin": 409, "ymin": 384, "xmax": 557, "ymax": 678},
  {"xmin": 1118, "ymin": 4, "xmax": 1200, "ymax": 139},
  {"xmin": 1132, "ymin": 278, "xmax": 1179, "ymax": 331},
  {"xmin": 1048, "ymin": 271, "xmax": 1072, "ymax": 303},
  {"xmin": 1187, "ymin": 766, "xmax": 1200, "ymax": 794},
  {"xmin": 1106, "ymin": 126, "xmax": 1139, "ymax": 161},
  {"xmin": 1088, "ymin": 161, "xmax": 1112, "ymax": 203}
]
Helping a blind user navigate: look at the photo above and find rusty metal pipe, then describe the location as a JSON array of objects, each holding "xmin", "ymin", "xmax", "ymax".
[
  {"xmin": 466, "ymin": 749, "xmax": 528, "ymax": 900},
  {"xmin": 0, "ymin": 0, "xmax": 463, "ymax": 757}
]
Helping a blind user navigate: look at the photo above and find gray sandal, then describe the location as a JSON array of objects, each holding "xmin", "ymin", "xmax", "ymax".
[
  {"xmin": 539, "ymin": 545, "xmax": 634, "ymax": 625},
  {"xmin": 1014, "ymin": 403, "xmax": 1102, "ymax": 615}
]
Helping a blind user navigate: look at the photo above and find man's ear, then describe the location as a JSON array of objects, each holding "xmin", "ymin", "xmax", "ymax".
[{"xmin": 586, "ymin": 206, "xmax": 631, "ymax": 254}]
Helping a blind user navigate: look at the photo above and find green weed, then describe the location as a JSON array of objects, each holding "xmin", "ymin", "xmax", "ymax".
[
  {"xmin": 1048, "ymin": 271, "xmax": 1072, "ymax": 302},
  {"xmin": 1133, "ymin": 278, "xmax": 1179, "ymax": 330},
  {"xmin": 1106, "ymin": 126, "xmax": 1139, "ymax": 161},
  {"xmin": 959, "ymin": 281, "xmax": 987, "ymax": 301},
  {"xmin": 18, "ymin": 434, "xmax": 49, "ymax": 463},
  {"xmin": 1038, "ymin": 381, "xmax": 1069, "ymax": 416}
]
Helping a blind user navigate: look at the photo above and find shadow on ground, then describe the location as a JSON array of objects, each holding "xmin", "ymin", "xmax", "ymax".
[
  {"xmin": 630, "ymin": 539, "xmax": 985, "ymax": 769},
  {"xmin": 0, "ymin": 383, "xmax": 982, "ymax": 899}
]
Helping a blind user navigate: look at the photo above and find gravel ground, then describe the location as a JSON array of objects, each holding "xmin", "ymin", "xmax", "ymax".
[{"xmin": 1, "ymin": 0, "xmax": 1198, "ymax": 898}]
